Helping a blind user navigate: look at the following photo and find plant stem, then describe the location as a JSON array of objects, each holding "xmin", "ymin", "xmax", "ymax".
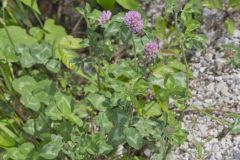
[
  {"xmin": 0, "ymin": 122, "xmax": 17, "ymax": 139},
  {"xmin": 33, "ymin": 11, "xmax": 43, "ymax": 27},
  {"xmin": 173, "ymin": 12, "xmax": 230, "ymax": 127},
  {"xmin": 191, "ymin": 105, "xmax": 231, "ymax": 126},
  {"xmin": 0, "ymin": 63, "xmax": 14, "ymax": 93},
  {"xmin": 174, "ymin": 12, "xmax": 191, "ymax": 122},
  {"xmin": 174, "ymin": 13, "xmax": 190, "ymax": 93},
  {"xmin": 131, "ymin": 36, "xmax": 138, "ymax": 71},
  {"xmin": 76, "ymin": 69, "xmax": 96, "ymax": 85},
  {"xmin": 3, "ymin": 27, "xmax": 17, "ymax": 54},
  {"xmin": 16, "ymin": 0, "xmax": 33, "ymax": 27},
  {"xmin": 97, "ymin": 57, "xmax": 101, "ymax": 91},
  {"xmin": 175, "ymin": 108, "xmax": 240, "ymax": 117}
]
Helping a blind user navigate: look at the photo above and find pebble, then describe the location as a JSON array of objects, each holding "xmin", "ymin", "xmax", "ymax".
[
  {"xmin": 172, "ymin": 48, "xmax": 240, "ymax": 159},
  {"xmin": 144, "ymin": 149, "xmax": 151, "ymax": 157},
  {"xmin": 144, "ymin": 0, "xmax": 240, "ymax": 159}
]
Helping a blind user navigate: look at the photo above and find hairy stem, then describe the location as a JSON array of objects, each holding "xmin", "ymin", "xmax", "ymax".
[
  {"xmin": 0, "ymin": 63, "xmax": 13, "ymax": 93},
  {"xmin": 132, "ymin": 36, "xmax": 138, "ymax": 71},
  {"xmin": 191, "ymin": 105, "xmax": 231, "ymax": 126}
]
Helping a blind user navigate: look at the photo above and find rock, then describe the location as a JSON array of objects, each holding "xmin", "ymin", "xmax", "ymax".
[
  {"xmin": 233, "ymin": 150, "xmax": 240, "ymax": 160},
  {"xmin": 204, "ymin": 99, "xmax": 213, "ymax": 105},
  {"xmin": 207, "ymin": 82, "xmax": 215, "ymax": 92},
  {"xmin": 200, "ymin": 67, "xmax": 206, "ymax": 73},
  {"xmin": 192, "ymin": 70, "xmax": 199, "ymax": 78},
  {"xmin": 116, "ymin": 145, "xmax": 126, "ymax": 157},
  {"xmin": 144, "ymin": 149, "xmax": 151, "ymax": 157},
  {"xmin": 216, "ymin": 82, "xmax": 229, "ymax": 96},
  {"xmin": 233, "ymin": 29, "xmax": 240, "ymax": 38}
]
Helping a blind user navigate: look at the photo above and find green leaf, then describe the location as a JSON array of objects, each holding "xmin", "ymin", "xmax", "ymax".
[
  {"xmin": 12, "ymin": 76, "xmax": 37, "ymax": 94},
  {"xmin": 23, "ymin": 119, "xmax": 35, "ymax": 135},
  {"xmin": 12, "ymin": 76, "xmax": 42, "ymax": 111},
  {"xmin": 168, "ymin": 128, "xmax": 187, "ymax": 145},
  {"xmin": 224, "ymin": 18, "xmax": 235, "ymax": 34},
  {"xmin": 45, "ymin": 101, "xmax": 62, "ymax": 120},
  {"xmin": 120, "ymin": 24, "xmax": 132, "ymax": 46},
  {"xmin": 143, "ymin": 102, "xmax": 162, "ymax": 117},
  {"xmin": 164, "ymin": 74, "xmax": 175, "ymax": 90},
  {"xmin": 59, "ymin": 36, "xmax": 89, "ymax": 49},
  {"xmin": 104, "ymin": 22, "xmax": 121, "ymax": 38},
  {"xmin": 96, "ymin": 112, "xmax": 113, "ymax": 133},
  {"xmin": 17, "ymin": 46, "xmax": 36, "ymax": 68},
  {"xmin": 54, "ymin": 92, "xmax": 72, "ymax": 115},
  {"xmin": 88, "ymin": 9, "xmax": 102, "ymax": 25},
  {"xmin": 43, "ymin": 19, "xmax": 67, "ymax": 44},
  {"xmin": 58, "ymin": 48, "xmax": 90, "ymax": 82},
  {"xmin": 182, "ymin": 0, "xmax": 202, "ymax": 14},
  {"xmin": 134, "ymin": 119, "xmax": 157, "ymax": 137},
  {"xmin": 155, "ymin": 16, "xmax": 167, "ymax": 39},
  {"xmin": 87, "ymin": 94, "xmax": 106, "ymax": 111},
  {"xmin": 230, "ymin": 118, "xmax": 240, "ymax": 135},
  {"xmin": 57, "ymin": 121, "xmax": 73, "ymax": 141},
  {"xmin": 96, "ymin": 0, "xmax": 116, "ymax": 9},
  {"xmin": 0, "ymin": 26, "xmax": 38, "ymax": 49},
  {"xmin": 107, "ymin": 108, "xmax": 129, "ymax": 127},
  {"xmin": 20, "ymin": 0, "xmax": 40, "ymax": 14},
  {"xmin": 110, "ymin": 60, "xmax": 138, "ymax": 80},
  {"xmin": 164, "ymin": 0, "xmax": 177, "ymax": 15},
  {"xmin": 186, "ymin": 20, "xmax": 200, "ymax": 32},
  {"xmin": 0, "ymin": 47, "xmax": 18, "ymax": 63},
  {"xmin": 229, "ymin": 0, "xmax": 240, "ymax": 10},
  {"xmin": 23, "ymin": 114, "xmax": 47, "ymax": 135},
  {"xmin": 116, "ymin": 0, "xmax": 140, "ymax": 10},
  {"xmin": 0, "ymin": 131, "xmax": 16, "ymax": 148},
  {"xmin": 74, "ymin": 101, "xmax": 90, "ymax": 118},
  {"xmin": 151, "ymin": 153, "xmax": 165, "ymax": 160},
  {"xmin": 16, "ymin": 143, "xmax": 35, "ymax": 157},
  {"xmin": 47, "ymin": 92, "xmax": 83, "ymax": 126},
  {"xmin": 133, "ymin": 36, "xmax": 149, "ymax": 54},
  {"xmin": 0, "ymin": 122, "xmax": 17, "ymax": 139},
  {"xmin": 203, "ymin": 0, "xmax": 223, "ymax": 9},
  {"xmin": 30, "ymin": 43, "xmax": 52, "ymax": 64},
  {"xmin": 29, "ymin": 27, "xmax": 44, "ymax": 41},
  {"xmin": 34, "ymin": 114, "xmax": 48, "ymax": 131},
  {"xmin": 152, "ymin": 64, "xmax": 174, "ymax": 78},
  {"xmin": 20, "ymin": 91, "xmax": 41, "ymax": 111},
  {"xmin": 111, "ymin": 12, "xmax": 125, "ymax": 22},
  {"xmin": 124, "ymin": 127, "xmax": 143, "ymax": 149},
  {"xmin": 108, "ymin": 126, "xmax": 125, "ymax": 145},
  {"xmin": 33, "ymin": 79, "xmax": 54, "ymax": 102},
  {"xmin": 58, "ymin": 48, "xmax": 78, "ymax": 69},
  {"xmin": 3, "ymin": 143, "xmax": 34, "ymax": 160},
  {"xmin": 67, "ymin": 114, "xmax": 83, "ymax": 127},
  {"xmin": 46, "ymin": 59, "xmax": 61, "ymax": 73},
  {"xmin": 98, "ymin": 141, "xmax": 113, "ymax": 154},
  {"xmin": 40, "ymin": 135, "xmax": 63, "ymax": 159},
  {"xmin": 168, "ymin": 60, "xmax": 186, "ymax": 72},
  {"xmin": 174, "ymin": 100, "xmax": 186, "ymax": 111}
]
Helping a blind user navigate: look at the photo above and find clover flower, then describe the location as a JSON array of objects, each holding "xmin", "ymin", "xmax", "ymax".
[
  {"xmin": 98, "ymin": 10, "xmax": 112, "ymax": 25},
  {"xmin": 124, "ymin": 11, "xmax": 143, "ymax": 33},
  {"xmin": 144, "ymin": 41, "xmax": 160, "ymax": 60}
]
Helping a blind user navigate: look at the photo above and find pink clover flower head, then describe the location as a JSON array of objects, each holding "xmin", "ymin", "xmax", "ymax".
[
  {"xmin": 98, "ymin": 10, "xmax": 112, "ymax": 25},
  {"xmin": 144, "ymin": 41, "xmax": 160, "ymax": 60},
  {"xmin": 124, "ymin": 11, "xmax": 143, "ymax": 33}
]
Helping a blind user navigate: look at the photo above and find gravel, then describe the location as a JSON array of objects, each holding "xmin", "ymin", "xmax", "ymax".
[
  {"xmin": 172, "ymin": 48, "xmax": 240, "ymax": 160},
  {"xmin": 144, "ymin": 1, "xmax": 240, "ymax": 159}
]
